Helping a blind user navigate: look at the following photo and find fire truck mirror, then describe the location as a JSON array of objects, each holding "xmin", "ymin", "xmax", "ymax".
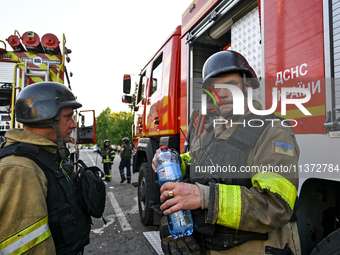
[
  {"xmin": 123, "ymin": 74, "xmax": 131, "ymax": 94},
  {"xmin": 122, "ymin": 95, "xmax": 132, "ymax": 104}
]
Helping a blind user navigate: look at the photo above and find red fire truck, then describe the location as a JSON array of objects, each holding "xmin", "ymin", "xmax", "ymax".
[
  {"xmin": 0, "ymin": 30, "xmax": 96, "ymax": 162},
  {"xmin": 123, "ymin": 0, "xmax": 340, "ymax": 253}
]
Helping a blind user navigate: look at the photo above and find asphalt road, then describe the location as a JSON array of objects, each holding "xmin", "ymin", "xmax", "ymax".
[{"xmin": 79, "ymin": 149, "xmax": 160, "ymax": 255}]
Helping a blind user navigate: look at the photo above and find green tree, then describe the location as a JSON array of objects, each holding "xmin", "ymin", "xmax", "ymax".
[
  {"xmin": 96, "ymin": 108, "xmax": 133, "ymax": 147},
  {"xmin": 128, "ymin": 82, "xmax": 138, "ymax": 112}
]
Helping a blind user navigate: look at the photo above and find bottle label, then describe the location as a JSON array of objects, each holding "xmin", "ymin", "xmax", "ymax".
[{"xmin": 157, "ymin": 162, "xmax": 182, "ymax": 183}]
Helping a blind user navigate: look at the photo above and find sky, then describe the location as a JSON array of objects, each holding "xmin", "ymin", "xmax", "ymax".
[{"xmin": 1, "ymin": 0, "xmax": 192, "ymax": 116}]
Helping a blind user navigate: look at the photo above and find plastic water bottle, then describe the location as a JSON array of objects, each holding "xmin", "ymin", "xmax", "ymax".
[{"xmin": 156, "ymin": 145, "xmax": 194, "ymax": 239}]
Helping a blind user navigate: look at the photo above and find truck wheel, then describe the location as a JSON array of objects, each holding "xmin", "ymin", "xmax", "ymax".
[
  {"xmin": 310, "ymin": 229, "xmax": 340, "ymax": 255},
  {"xmin": 138, "ymin": 162, "xmax": 153, "ymax": 225}
]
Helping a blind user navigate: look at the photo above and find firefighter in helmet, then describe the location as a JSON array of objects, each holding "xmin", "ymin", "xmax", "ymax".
[
  {"xmin": 119, "ymin": 137, "xmax": 132, "ymax": 183},
  {"xmin": 152, "ymin": 51, "xmax": 301, "ymax": 255},
  {"xmin": 0, "ymin": 82, "xmax": 91, "ymax": 254},
  {"xmin": 97, "ymin": 139, "xmax": 115, "ymax": 182}
]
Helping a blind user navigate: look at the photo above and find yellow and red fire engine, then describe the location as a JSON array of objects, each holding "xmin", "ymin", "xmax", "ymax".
[{"xmin": 0, "ymin": 30, "xmax": 96, "ymax": 162}]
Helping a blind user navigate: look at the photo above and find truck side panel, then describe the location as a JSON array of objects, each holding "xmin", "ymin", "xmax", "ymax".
[
  {"xmin": 263, "ymin": 0, "xmax": 326, "ymax": 134},
  {"xmin": 139, "ymin": 27, "xmax": 181, "ymax": 138},
  {"xmin": 182, "ymin": 0, "xmax": 219, "ymax": 35}
]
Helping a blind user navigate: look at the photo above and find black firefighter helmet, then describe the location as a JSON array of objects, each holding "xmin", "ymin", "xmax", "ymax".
[
  {"xmin": 15, "ymin": 81, "xmax": 82, "ymax": 160},
  {"xmin": 15, "ymin": 81, "xmax": 82, "ymax": 124},
  {"xmin": 202, "ymin": 50, "xmax": 260, "ymax": 89}
]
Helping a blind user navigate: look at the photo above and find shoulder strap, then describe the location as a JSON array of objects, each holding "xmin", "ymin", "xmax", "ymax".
[
  {"xmin": 0, "ymin": 142, "xmax": 60, "ymax": 173},
  {"xmin": 226, "ymin": 113, "xmax": 276, "ymax": 153},
  {"xmin": 201, "ymin": 122, "xmax": 215, "ymax": 149}
]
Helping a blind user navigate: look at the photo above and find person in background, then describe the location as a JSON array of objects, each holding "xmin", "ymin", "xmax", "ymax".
[
  {"xmin": 97, "ymin": 139, "xmax": 115, "ymax": 182},
  {"xmin": 119, "ymin": 137, "xmax": 132, "ymax": 183}
]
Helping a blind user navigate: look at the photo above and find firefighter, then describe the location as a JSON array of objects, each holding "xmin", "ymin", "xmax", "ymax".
[
  {"xmin": 119, "ymin": 137, "xmax": 132, "ymax": 183},
  {"xmin": 0, "ymin": 82, "xmax": 91, "ymax": 255},
  {"xmin": 152, "ymin": 51, "xmax": 301, "ymax": 255},
  {"xmin": 97, "ymin": 139, "xmax": 115, "ymax": 182}
]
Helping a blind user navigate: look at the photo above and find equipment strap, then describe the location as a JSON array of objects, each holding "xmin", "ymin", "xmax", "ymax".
[
  {"xmin": 226, "ymin": 113, "xmax": 276, "ymax": 152},
  {"xmin": 0, "ymin": 142, "xmax": 62, "ymax": 177},
  {"xmin": 265, "ymin": 244, "xmax": 294, "ymax": 255},
  {"xmin": 204, "ymin": 227, "xmax": 269, "ymax": 251},
  {"xmin": 201, "ymin": 113, "xmax": 276, "ymax": 154}
]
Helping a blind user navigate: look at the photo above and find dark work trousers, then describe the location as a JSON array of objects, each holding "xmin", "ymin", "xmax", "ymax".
[{"xmin": 119, "ymin": 157, "xmax": 131, "ymax": 182}]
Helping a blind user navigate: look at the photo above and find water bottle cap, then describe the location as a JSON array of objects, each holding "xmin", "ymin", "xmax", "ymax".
[{"xmin": 160, "ymin": 145, "xmax": 168, "ymax": 150}]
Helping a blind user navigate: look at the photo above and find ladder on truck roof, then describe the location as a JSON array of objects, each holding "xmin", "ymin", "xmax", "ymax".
[
  {"xmin": 10, "ymin": 61, "xmax": 58, "ymax": 129},
  {"xmin": 22, "ymin": 60, "xmax": 57, "ymax": 88}
]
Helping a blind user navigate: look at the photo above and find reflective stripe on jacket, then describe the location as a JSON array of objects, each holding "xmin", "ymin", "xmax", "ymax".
[
  {"xmin": 0, "ymin": 129, "xmax": 56, "ymax": 254},
  {"xmin": 0, "ymin": 216, "xmax": 51, "ymax": 255},
  {"xmin": 101, "ymin": 147, "xmax": 115, "ymax": 163}
]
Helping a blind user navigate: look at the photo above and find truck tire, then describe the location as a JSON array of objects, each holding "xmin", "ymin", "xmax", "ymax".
[
  {"xmin": 310, "ymin": 229, "xmax": 340, "ymax": 255},
  {"xmin": 138, "ymin": 162, "xmax": 153, "ymax": 225}
]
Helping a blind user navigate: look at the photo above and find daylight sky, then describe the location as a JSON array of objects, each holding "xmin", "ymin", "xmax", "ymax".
[{"xmin": 1, "ymin": 0, "xmax": 192, "ymax": 116}]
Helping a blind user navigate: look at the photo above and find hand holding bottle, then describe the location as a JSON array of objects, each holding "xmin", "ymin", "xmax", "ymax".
[
  {"xmin": 156, "ymin": 145, "xmax": 195, "ymax": 239},
  {"xmin": 153, "ymin": 147, "xmax": 202, "ymax": 215},
  {"xmin": 159, "ymin": 182, "xmax": 201, "ymax": 215}
]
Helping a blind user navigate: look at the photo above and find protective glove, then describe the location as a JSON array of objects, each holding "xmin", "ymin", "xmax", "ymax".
[{"xmin": 159, "ymin": 216, "xmax": 200, "ymax": 255}]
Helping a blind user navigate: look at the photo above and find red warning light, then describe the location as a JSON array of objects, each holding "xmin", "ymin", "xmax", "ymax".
[
  {"xmin": 41, "ymin": 33, "xmax": 61, "ymax": 55},
  {"xmin": 6, "ymin": 35, "xmax": 25, "ymax": 52}
]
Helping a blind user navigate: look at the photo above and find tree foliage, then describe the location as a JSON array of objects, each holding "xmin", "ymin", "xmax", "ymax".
[
  {"xmin": 128, "ymin": 82, "xmax": 138, "ymax": 112},
  {"xmin": 96, "ymin": 107, "xmax": 133, "ymax": 147}
]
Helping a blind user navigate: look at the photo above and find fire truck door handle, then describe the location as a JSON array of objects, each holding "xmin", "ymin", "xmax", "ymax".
[{"xmin": 154, "ymin": 118, "xmax": 159, "ymax": 125}]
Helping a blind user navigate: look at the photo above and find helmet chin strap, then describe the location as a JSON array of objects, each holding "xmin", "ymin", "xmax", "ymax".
[
  {"xmin": 51, "ymin": 124, "xmax": 70, "ymax": 161},
  {"xmin": 52, "ymin": 111, "xmax": 70, "ymax": 161},
  {"xmin": 25, "ymin": 114, "xmax": 70, "ymax": 161}
]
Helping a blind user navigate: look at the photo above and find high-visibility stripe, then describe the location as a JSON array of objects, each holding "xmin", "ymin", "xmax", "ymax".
[
  {"xmin": 0, "ymin": 216, "xmax": 51, "ymax": 255},
  {"xmin": 163, "ymin": 112, "xmax": 168, "ymax": 125},
  {"xmin": 179, "ymin": 152, "xmax": 191, "ymax": 176},
  {"xmin": 182, "ymin": 0, "xmax": 213, "ymax": 34},
  {"xmin": 180, "ymin": 152, "xmax": 191, "ymax": 163},
  {"xmin": 217, "ymin": 185, "xmax": 242, "ymax": 229},
  {"xmin": 136, "ymin": 129, "xmax": 175, "ymax": 136},
  {"xmin": 163, "ymin": 96, "xmax": 168, "ymax": 108},
  {"xmin": 252, "ymin": 172, "xmax": 297, "ymax": 210}
]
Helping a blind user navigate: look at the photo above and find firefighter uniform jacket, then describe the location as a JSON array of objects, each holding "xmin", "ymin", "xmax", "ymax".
[
  {"xmin": 181, "ymin": 101, "xmax": 301, "ymax": 255},
  {"xmin": 0, "ymin": 129, "xmax": 91, "ymax": 255},
  {"xmin": 0, "ymin": 129, "xmax": 57, "ymax": 254},
  {"xmin": 100, "ymin": 146, "xmax": 115, "ymax": 164}
]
